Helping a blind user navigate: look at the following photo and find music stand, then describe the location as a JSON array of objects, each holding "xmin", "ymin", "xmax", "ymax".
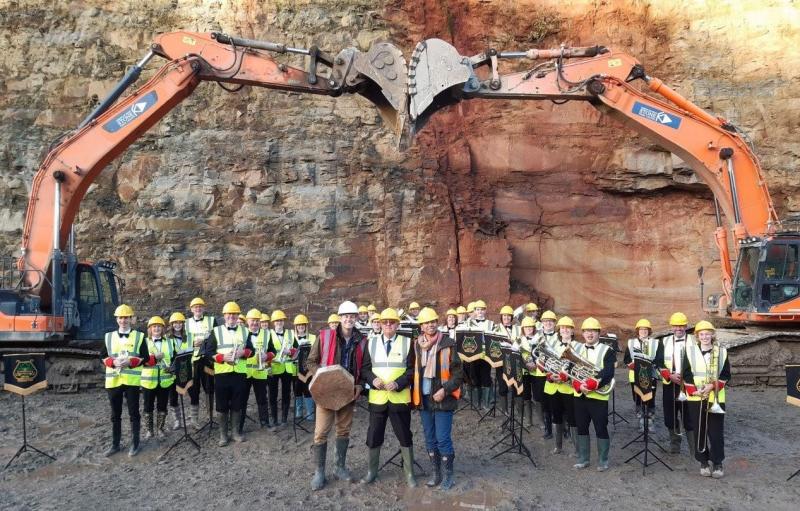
[
  {"xmin": 195, "ymin": 365, "xmax": 217, "ymax": 438},
  {"xmin": 477, "ymin": 377, "xmax": 499, "ymax": 423},
  {"xmin": 623, "ymin": 357, "xmax": 671, "ymax": 475},
  {"xmin": 601, "ymin": 335, "xmax": 628, "ymax": 428},
  {"xmin": 160, "ymin": 353, "xmax": 200, "ymax": 459},
  {"xmin": 3, "ymin": 353, "xmax": 56, "ymax": 470},
  {"xmin": 489, "ymin": 371, "xmax": 535, "ymax": 466}
]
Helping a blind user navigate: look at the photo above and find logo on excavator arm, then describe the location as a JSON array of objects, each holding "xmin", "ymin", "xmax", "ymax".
[
  {"xmin": 103, "ymin": 91, "xmax": 158, "ymax": 133},
  {"xmin": 632, "ymin": 101, "xmax": 682, "ymax": 130}
]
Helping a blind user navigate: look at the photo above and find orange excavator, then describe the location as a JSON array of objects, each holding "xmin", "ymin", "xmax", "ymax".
[{"xmin": 0, "ymin": 31, "xmax": 407, "ymax": 384}]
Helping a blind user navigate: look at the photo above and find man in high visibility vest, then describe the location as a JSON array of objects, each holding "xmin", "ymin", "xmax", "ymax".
[
  {"xmin": 267, "ymin": 309, "xmax": 298, "ymax": 427},
  {"xmin": 201, "ymin": 301, "xmax": 254, "ymax": 446},
  {"xmin": 102, "ymin": 304, "xmax": 149, "ymax": 457},
  {"xmin": 140, "ymin": 316, "xmax": 175, "ymax": 440},
  {"xmin": 360, "ymin": 308, "xmax": 417, "ymax": 487},
  {"xmin": 404, "ymin": 301, "xmax": 421, "ymax": 323},
  {"xmin": 185, "ymin": 297, "xmax": 218, "ymax": 429},
  {"xmin": 655, "ymin": 311, "xmax": 696, "ymax": 454},
  {"xmin": 240, "ymin": 308, "xmax": 273, "ymax": 434}
]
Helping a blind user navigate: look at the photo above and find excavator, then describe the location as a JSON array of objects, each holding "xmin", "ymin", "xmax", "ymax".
[
  {"xmin": 0, "ymin": 31, "xmax": 408, "ymax": 387},
  {"xmin": 400, "ymin": 39, "xmax": 799, "ymax": 384}
]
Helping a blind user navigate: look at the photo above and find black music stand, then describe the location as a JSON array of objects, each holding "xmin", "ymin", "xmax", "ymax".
[
  {"xmin": 601, "ymin": 334, "xmax": 628, "ymax": 429},
  {"xmin": 477, "ymin": 377, "xmax": 499, "ymax": 423},
  {"xmin": 623, "ymin": 359, "xmax": 670, "ymax": 475},
  {"xmin": 160, "ymin": 353, "xmax": 200, "ymax": 458},
  {"xmin": 4, "ymin": 395, "xmax": 56, "ymax": 470},
  {"xmin": 623, "ymin": 402, "xmax": 671, "ymax": 475},
  {"xmin": 788, "ymin": 468, "xmax": 800, "ymax": 481},
  {"xmin": 489, "ymin": 381, "xmax": 535, "ymax": 466},
  {"xmin": 160, "ymin": 394, "xmax": 201, "ymax": 459},
  {"xmin": 292, "ymin": 394, "xmax": 313, "ymax": 443}
]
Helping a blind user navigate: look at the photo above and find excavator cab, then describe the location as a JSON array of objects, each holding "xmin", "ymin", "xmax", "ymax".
[
  {"xmin": 72, "ymin": 261, "xmax": 121, "ymax": 340},
  {"xmin": 732, "ymin": 237, "xmax": 800, "ymax": 314}
]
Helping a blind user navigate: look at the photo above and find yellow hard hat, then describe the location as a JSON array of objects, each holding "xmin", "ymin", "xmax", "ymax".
[
  {"xmin": 525, "ymin": 303, "xmax": 539, "ymax": 312},
  {"xmin": 367, "ymin": 304, "xmax": 377, "ymax": 312},
  {"xmin": 500, "ymin": 305, "xmax": 514, "ymax": 316},
  {"xmin": 294, "ymin": 314, "xmax": 309, "ymax": 325},
  {"xmin": 541, "ymin": 310, "xmax": 557, "ymax": 321},
  {"xmin": 669, "ymin": 312, "xmax": 688, "ymax": 326},
  {"xmin": 456, "ymin": 306, "xmax": 467, "ymax": 314},
  {"xmin": 370, "ymin": 313, "xmax": 381, "ymax": 322},
  {"xmin": 114, "ymin": 304, "xmax": 134, "ymax": 317},
  {"xmin": 446, "ymin": 308, "xmax": 457, "ymax": 316},
  {"xmin": 260, "ymin": 312, "xmax": 270, "ymax": 322},
  {"xmin": 694, "ymin": 320, "xmax": 716, "ymax": 333},
  {"xmin": 238, "ymin": 314, "xmax": 246, "ymax": 321},
  {"xmin": 246, "ymin": 308, "xmax": 262, "ymax": 320},
  {"xmin": 380, "ymin": 308, "xmax": 401, "ymax": 322},
  {"xmin": 581, "ymin": 317, "xmax": 601, "ymax": 331},
  {"xmin": 417, "ymin": 307, "xmax": 439, "ymax": 325},
  {"xmin": 222, "ymin": 301, "xmax": 241, "ymax": 315},
  {"xmin": 271, "ymin": 310, "xmax": 287, "ymax": 322},
  {"xmin": 635, "ymin": 318, "xmax": 652, "ymax": 330},
  {"xmin": 474, "ymin": 299, "xmax": 487, "ymax": 309},
  {"xmin": 327, "ymin": 313, "xmax": 340, "ymax": 324},
  {"xmin": 556, "ymin": 316, "xmax": 575, "ymax": 328},
  {"xmin": 409, "ymin": 301, "xmax": 421, "ymax": 310},
  {"xmin": 466, "ymin": 302, "xmax": 476, "ymax": 313},
  {"xmin": 189, "ymin": 297, "xmax": 206, "ymax": 308},
  {"xmin": 147, "ymin": 316, "xmax": 166, "ymax": 328},
  {"xmin": 358, "ymin": 305, "xmax": 368, "ymax": 313},
  {"xmin": 169, "ymin": 312, "xmax": 186, "ymax": 324},
  {"xmin": 521, "ymin": 317, "xmax": 536, "ymax": 328}
]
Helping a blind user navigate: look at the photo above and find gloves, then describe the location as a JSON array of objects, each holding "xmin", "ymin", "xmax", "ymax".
[
  {"xmin": 289, "ymin": 348, "xmax": 298, "ymax": 358},
  {"xmin": 659, "ymin": 369, "xmax": 671, "ymax": 380},
  {"xmin": 715, "ymin": 380, "xmax": 726, "ymax": 391},
  {"xmin": 684, "ymin": 384, "xmax": 698, "ymax": 396},
  {"xmin": 571, "ymin": 380, "xmax": 583, "ymax": 393},
  {"xmin": 265, "ymin": 352, "xmax": 275, "ymax": 363},
  {"xmin": 558, "ymin": 371, "xmax": 569, "ymax": 383},
  {"xmin": 585, "ymin": 378, "xmax": 598, "ymax": 391},
  {"xmin": 104, "ymin": 357, "xmax": 116, "ymax": 368},
  {"xmin": 241, "ymin": 348, "xmax": 252, "ymax": 358},
  {"xmin": 147, "ymin": 355, "xmax": 157, "ymax": 366},
  {"xmin": 214, "ymin": 354, "xmax": 225, "ymax": 364},
  {"xmin": 627, "ymin": 362, "xmax": 635, "ymax": 370},
  {"xmin": 128, "ymin": 357, "xmax": 141, "ymax": 368}
]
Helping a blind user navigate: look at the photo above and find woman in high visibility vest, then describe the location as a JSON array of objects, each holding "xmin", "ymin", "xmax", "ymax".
[
  {"xmin": 184, "ymin": 297, "xmax": 218, "ymax": 429},
  {"xmin": 545, "ymin": 316, "xmax": 579, "ymax": 455},
  {"xmin": 534, "ymin": 310, "xmax": 559, "ymax": 439},
  {"xmin": 412, "ymin": 308, "xmax": 463, "ymax": 490},
  {"xmin": 623, "ymin": 318, "xmax": 659, "ymax": 432},
  {"xmin": 293, "ymin": 314, "xmax": 317, "ymax": 420},
  {"xmin": 240, "ymin": 308, "xmax": 273, "ymax": 433},
  {"xmin": 267, "ymin": 310, "xmax": 298, "ymax": 427},
  {"xmin": 167, "ymin": 312, "xmax": 191, "ymax": 430},
  {"xmin": 140, "ymin": 316, "xmax": 175, "ymax": 440},
  {"xmin": 682, "ymin": 320, "xmax": 730, "ymax": 478},
  {"xmin": 494, "ymin": 305, "xmax": 521, "ymax": 416}
]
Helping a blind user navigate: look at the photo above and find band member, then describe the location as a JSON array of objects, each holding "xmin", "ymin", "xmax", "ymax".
[
  {"xmin": 202, "ymin": 301, "xmax": 254, "ymax": 446},
  {"xmin": 260, "ymin": 312, "xmax": 270, "ymax": 332},
  {"xmin": 141, "ymin": 316, "xmax": 175, "ymax": 440},
  {"xmin": 241, "ymin": 308, "xmax": 272, "ymax": 433},
  {"xmin": 293, "ymin": 314, "xmax": 317, "ymax": 420},
  {"xmin": 682, "ymin": 320, "xmax": 729, "ymax": 478},
  {"xmin": 412, "ymin": 308, "xmax": 463, "ymax": 490},
  {"xmin": 102, "ymin": 304, "xmax": 148, "ymax": 457},
  {"xmin": 457, "ymin": 299, "xmax": 495, "ymax": 410},
  {"xmin": 438, "ymin": 308, "xmax": 458, "ymax": 339},
  {"xmin": 307, "ymin": 301, "xmax": 367, "ymax": 491},
  {"xmin": 533, "ymin": 310, "xmax": 559, "ymax": 436},
  {"xmin": 185, "ymin": 297, "xmax": 217, "ymax": 429},
  {"xmin": 545, "ymin": 316, "xmax": 578, "ymax": 455},
  {"xmin": 356, "ymin": 305, "xmax": 370, "ymax": 330},
  {"xmin": 404, "ymin": 301, "xmax": 421, "ymax": 323},
  {"xmin": 466, "ymin": 302, "xmax": 476, "ymax": 321},
  {"xmin": 456, "ymin": 306, "xmax": 467, "ymax": 325},
  {"xmin": 237, "ymin": 314, "xmax": 247, "ymax": 327},
  {"xmin": 267, "ymin": 309, "xmax": 298, "ymax": 427},
  {"xmin": 495, "ymin": 305, "xmax": 521, "ymax": 415},
  {"xmin": 623, "ymin": 318, "xmax": 658, "ymax": 431},
  {"xmin": 328, "ymin": 313, "xmax": 340, "ymax": 330},
  {"xmin": 519, "ymin": 317, "xmax": 538, "ymax": 428},
  {"xmin": 655, "ymin": 312, "xmax": 695, "ymax": 454},
  {"xmin": 367, "ymin": 304, "xmax": 377, "ymax": 315},
  {"xmin": 572, "ymin": 318, "xmax": 615, "ymax": 471},
  {"xmin": 369, "ymin": 313, "xmax": 382, "ymax": 340},
  {"xmin": 167, "ymin": 312, "xmax": 191, "ymax": 430},
  {"xmin": 525, "ymin": 303, "xmax": 541, "ymax": 326},
  {"xmin": 361, "ymin": 308, "xmax": 417, "ymax": 487}
]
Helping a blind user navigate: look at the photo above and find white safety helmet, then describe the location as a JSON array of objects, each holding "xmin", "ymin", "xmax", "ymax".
[{"xmin": 337, "ymin": 301, "xmax": 359, "ymax": 315}]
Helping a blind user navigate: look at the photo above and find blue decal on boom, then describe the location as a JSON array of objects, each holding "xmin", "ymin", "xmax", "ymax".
[
  {"xmin": 632, "ymin": 101, "xmax": 682, "ymax": 130},
  {"xmin": 102, "ymin": 91, "xmax": 158, "ymax": 133}
]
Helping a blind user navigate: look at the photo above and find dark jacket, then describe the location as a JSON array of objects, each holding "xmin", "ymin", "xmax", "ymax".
[
  {"xmin": 411, "ymin": 335, "xmax": 464, "ymax": 412},
  {"xmin": 306, "ymin": 326, "xmax": 366, "ymax": 386}
]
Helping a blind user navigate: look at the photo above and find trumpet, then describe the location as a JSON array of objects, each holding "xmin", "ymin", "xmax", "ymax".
[{"xmin": 697, "ymin": 346, "xmax": 725, "ymax": 454}]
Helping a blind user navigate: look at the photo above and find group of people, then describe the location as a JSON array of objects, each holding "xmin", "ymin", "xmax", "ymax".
[{"xmin": 100, "ymin": 297, "xmax": 730, "ymax": 488}]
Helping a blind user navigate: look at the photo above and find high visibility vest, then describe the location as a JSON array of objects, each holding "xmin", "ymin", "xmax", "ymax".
[
  {"xmin": 212, "ymin": 325, "xmax": 248, "ymax": 375},
  {"xmin": 170, "ymin": 335, "xmax": 193, "ymax": 356},
  {"xmin": 296, "ymin": 333, "xmax": 317, "ymax": 347},
  {"xmin": 627, "ymin": 337, "xmax": 658, "ymax": 382},
  {"xmin": 245, "ymin": 330, "xmax": 270, "ymax": 379},
  {"xmin": 368, "ymin": 335, "xmax": 411, "ymax": 405},
  {"xmin": 685, "ymin": 344, "xmax": 727, "ymax": 404},
  {"xmin": 527, "ymin": 331, "xmax": 557, "ymax": 377},
  {"xmin": 104, "ymin": 331, "xmax": 145, "ymax": 388},
  {"xmin": 186, "ymin": 316, "xmax": 215, "ymax": 362},
  {"xmin": 269, "ymin": 329, "xmax": 297, "ymax": 375},
  {"xmin": 571, "ymin": 342, "xmax": 611, "ymax": 401},
  {"xmin": 545, "ymin": 338, "xmax": 578, "ymax": 395},
  {"xmin": 141, "ymin": 338, "xmax": 175, "ymax": 389},
  {"xmin": 660, "ymin": 334, "xmax": 695, "ymax": 385},
  {"xmin": 495, "ymin": 324, "xmax": 521, "ymax": 342}
]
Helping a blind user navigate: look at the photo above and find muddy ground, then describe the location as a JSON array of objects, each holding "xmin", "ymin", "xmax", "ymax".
[{"xmin": 1, "ymin": 370, "xmax": 799, "ymax": 510}]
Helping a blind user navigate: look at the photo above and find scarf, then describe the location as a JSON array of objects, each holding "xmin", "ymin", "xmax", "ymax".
[{"xmin": 418, "ymin": 331, "xmax": 442, "ymax": 379}]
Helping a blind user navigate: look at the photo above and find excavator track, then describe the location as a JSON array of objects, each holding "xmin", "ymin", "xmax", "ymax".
[{"xmin": 0, "ymin": 345, "xmax": 104, "ymax": 392}]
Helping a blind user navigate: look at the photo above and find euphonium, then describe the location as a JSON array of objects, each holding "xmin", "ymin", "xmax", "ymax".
[
  {"xmin": 561, "ymin": 345, "xmax": 615, "ymax": 395},
  {"xmin": 532, "ymin": 339, "xmax": 564, "ymax": 378}
]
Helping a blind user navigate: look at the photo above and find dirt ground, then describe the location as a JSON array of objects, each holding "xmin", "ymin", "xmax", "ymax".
[{"xmin": 1, "ymin": 370, "xmax": 799, "ymax": 511}]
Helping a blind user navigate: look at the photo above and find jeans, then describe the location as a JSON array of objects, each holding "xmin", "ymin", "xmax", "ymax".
[{"xmin": 419, "ymin": 395, "xmax": 454, "ymax": 455}]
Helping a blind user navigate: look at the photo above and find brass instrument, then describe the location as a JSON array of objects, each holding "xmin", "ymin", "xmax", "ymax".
[
  {"xmin": 532, "ymin": 338, "xmax": 565, "ymax": 378},
  {"xmin": 561, "ymin": 345, "xmax": 616, "ymax": 395},
  {"xmin": 113, "ymin": 349, "xmax": 130, "ymax": 376},
  {"xmin": 697, "ymin": 345, "xmax": 725, "ymax": 454},
  {"xmin": 275, "ymin": 330, "xmax": 293, "ymax": 363},
  {"xmin": 671, "ymin": 336, "xmax": 687, "ymax": 436}
]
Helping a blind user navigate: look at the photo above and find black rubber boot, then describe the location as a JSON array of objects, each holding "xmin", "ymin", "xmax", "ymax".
[
  {"xmin": 128, "ymin": 420, "xmax": 140, "ymax": 457},
  {"xmin": 104, "ymin": 421, "xmax": 121, "ymax": 457},
  {"xmin": 440, "ymin": 453, "xmax": 455, "ymax": 490},
  {"xmin": 156, "ymin": 411, "xmax": 167, "ymax": 439},
  {"xmin": 542, "ymin": 409, "xmax": 553, "ymax": 439},
  {"xmin": 218, "ymin": 412, "xmax": 230, "ymax": 447},
  {"xmin": 553, "ymin": 423, "xmax": 564, "ymax": 454},
  {"xmin": 231, "ymin": 411, "xmax": 245, "ymax": 442},
  {"xmin": 257, "ymin": 403, "xmax": 269, "ymax": 428},
  {"xmin": 311, "ymin": 442, "xmax": 327, "ymax": 491},
  {"xmin": 426, "ymin": 451, "xmax": 442, "ymax": 487}
]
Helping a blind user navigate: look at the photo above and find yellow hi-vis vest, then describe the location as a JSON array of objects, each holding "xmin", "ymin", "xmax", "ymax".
[
  {"xmin": 186, "ymin": 315, "xmax": 215, "ymax": 362},
  {"xmin": 521, "ymin": 331, "xmax": 557, "ymax": 377},
  {"xmin": 571, "ymin": 342, "xmax": 611, "ymax": 401},
  {"xmin": 245, "ymin": 329, "xmax": 270, "ymax": 380},
  {"xmin": 627, "ymin": 337, "xmax": 659, "ymax": 383},
  {"xmin": 544, "ymin": 338, "xmax": 578, "ymax": 396},
  {"xmin": 368, "ymin": 335, "xmax": 411, "ymax": 405},
  {"xmin": 660, "ymin": 334, "xmax": 695, "ymax": 385},
  {"xmin": 269, "ymin": 329, "xmax": 297, "ymax": 375},
  {"xmin": 685, "ymin": 343, "xmax": 727, "ymax": 404},
  {"xmin": 141, "ymin": 338, "xmax": 175, "ymax": 389},
  {"xmin": 170, "ymin": 335, "xmax": 193, "ymax": 356},
  {"xmin": 104, "ymin": 331, "xmax": 145, "ymax": 388},
  {"xmin": 495, "ymin": 324, "xmax": 521, "ymax": 342},
  {"xmin": 212, "ymin": 325, "xmax": 248, "ymax": 375}
]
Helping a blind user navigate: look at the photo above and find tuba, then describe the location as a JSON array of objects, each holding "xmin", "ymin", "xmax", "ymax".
[{"xmin": 561, "ymin": 345, "xmax": 615, "ymax": 395}]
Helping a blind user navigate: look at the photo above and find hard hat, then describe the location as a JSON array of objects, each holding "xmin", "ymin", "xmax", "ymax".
[
  {"xmin": 409, "ymin": 301, "xmax": 421, "ymax": 310},
  {"xmin": 238, "ymin": 314, "xmax": 246, "ymax": 321},
  {"xmin": 370, "ymin": 313, "xmax": 381, "ymax": 322},
  {"xmin": 446, "ymin": 308, "xmax": 457, "ymax": 316},
  {"xmin": 556, "ymin": 316, "xmax": 575, "ymax": 328},
  {"xmin": 694, "ymin": 320, "xmax": 716, "ymax": 333},
  {"xmin": 294, "ymin": 314, "xmax": 309, "ymax": 325},
  {"xmin": 260, "ymin": 312, "xmax": 270, "ymax": 322},
  {"xmin": 189, "ymin": 297, "xmax": 206, "ymax": 308},
  {"xmin": 474, "ymin": 299, "xmax": 487, "ymax": 309},
  {"xmin": 327, "ymin": 313, "xmax": 340, "ymax": 324},
  {"xmin": 367, "ymin": 304, "xmax": 377, "ymax": 312},
  {"xmin": 114, "ymin": 304, "xmax": 134, "ymax": 317},
  {"xmin": 500, "ymin": 305, "xmax": 514, "ymax": 315},
  {"xmin": 541, "ymin": 310, "xmax": 557, "ymax": 321},
  {"xmin": 417, "ymin": 307, "xmax": 439, "ymax": 325},
  {"xmin": 581, "ymin": 317, "xmax": 602, "ymax": 331},
  {"xmin": 635, "ymin": 318, "xmax": 652, "ymax": 330},
  {"xmin": 525, "ymin": 303, "xmax": 539, "ymax": 312},
  {"xmin": 456, "ymin": 306, "xmax": 467, "ymax": 314},
  {"xmin": 521, "ymin": 317, "xmax": 536, "ymax": 328},
  {"xmin": 358, "ymin": 305, "xmax": 368, "ymax": 313},
  {"xmin": 147, "ymin": 316, "xmax": 166, "ymax": 328},
  {"xmin": 222, "ymin": 301, "xmax": 241, "ymax": 315},
  {"xmin": 669, "ymin": 312, "xmax": 688, "ymax": 326},
  {"xmin": 169, "ymin": 312, "xmax": 186, "ymax": 324},
  {"xmin": 380, "ymin": 308, "xmax": 401, "ymax": 322},
  {"xmin": 271, "ymin": 310, "xmax": 287, "ymax": 322},
  {"xmin": 246, "ymin": 308, "xmax": 262, "ymax": 320},
  {"xmin": 338, "ymin": 301, "xmax": 359, "ymax": 315},
  {"xmin": 466, "ymin": 302, "xmax": 476, "ymax": 313}
]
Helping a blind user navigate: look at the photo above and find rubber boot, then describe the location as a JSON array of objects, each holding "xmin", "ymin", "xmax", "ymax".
[
  {"xmin": 686, "ymin": 430, "xmax": 697, "ymax": 462},
  {"xmin": 477, "ymin": 388, "xmax": 487, "ymax": 411},
  {"xmin": 574, "ymin": 434, "xmax": 590, "ymax": 469},
  {"xmin": 469, "ymin": 387, "xmax": 478, "ymax": 408},
  {"xmin": 237, "ymin": 407, "xmax": 246, "ymax": 435},
  {"xmin": 269, "ymin": 406, "xmax": 279, "ymax": 431},
  {"xmin": 426, "ymin": 451, "xmax": 442, "ymax": 487},
  {"xmin": 525, "ymin": 401, "xmax": 534, "ymax": 428},
  {"xmin": 171, "ymin": 405, "xmax": 182, "ymax": 431},
  {"xmin": 553, "ymin": 423, "xmax": 564, "ymax": 454},
  {"xmin": 104, "ymin": 421, "xmax": 121, "ymax": 457},
  {"xmin": 440, "ymin": 453, "xmax": 455, "ymax": 490},
  {"xmin": 218, "ymin": 412, "xmax": 230, "ymax": 447},
  {"xmin": 156, "ymin": 411, "xmax": 167, "ymax": 439},
  {"xmin": 569, "ymin": 426, "xmax": 579, "ymax": 458},
  {"xmin": 304, "ymin": 398, "xmax": 316, "ymax": 420},
  {"xmin": 143, "ymin": 412, "xmax": 154, "ymax": 440},
  {"xmin": 400, "ymin": 446, "xmax": 417, "ymax": 487},
  {"xmin": 128, "ymin": 420, "xmax": 141, "ymax": 457},
  {"xmin": 311, "ymin": 442, "xmax": 327, "ymax": 491},
  {"xmin": 281, "ymin": 396, "xmax": 290, "ymax": 426},
  {"xmin": 333, "ymin": 437, "xmax": 354, "ymax": 481},
  {"xmin": 295, "ymin": 398, "xmax": 303, "ymax": 419},
  {"xmin": 361, "ymin": 447, "xmax": 381, "ymax": 484},
  {"xmin": 597, "ymin": 438, "xmax": 610, "ymax": 471},
  {"xmin": 257, "ymin": 403, "xmax": 269, "ymax": 428},
  {"xmin": 669, "ymin": 431, "xmax": 682, "ymax": 454},
  {"xmin": 542, "ymin": 409, "xmax": 553, "ymax": 439},
  {"xmin": 190, "ymin": 405, "xmax": 200, "ymax": 429},
  {"xmin": 231, "ymin": 410, "xmax": 246, "ymax": 442},
  {"xmin": 500, "ymin": 394, "xmax": 509, "ymax": 416}
]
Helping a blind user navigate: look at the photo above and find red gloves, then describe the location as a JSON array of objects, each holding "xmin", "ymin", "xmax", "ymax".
[
  {"xmin": 715, "ymin": 381, "xmax": 726, "ymax": 391},
  {"xmin": 265, "ymin": 352, "xmax": 275, "ymax": 363},
  {"xmin": 536, "ymin": 362, "xmax": 546, "ymax": 372},
  {"xmin": 627, "ymin": 362, "xmax": 635, "ymax": 370},
  {"xmin": 558, "ymin": 371, "xmax": 569, "ymax": 383},
  {"xmin": 242, "ymin": 349, "xmax": 252, "ymax": 359},
  {"xmin": 660, "ymin": 369, "xmax": 671, "ymax": 380},
  {"xmin": 129, "ymin": 357, "xmax": 141, "ymax": 368},
  {"xmin": 214, "ymin": 354, "xmax": 225, "ymax": 364},
  {"xmin": 586, "ymin": 378, "xmax": 598, "ymax": 391},
  {"xmin": 104, "ymin": 357, "xmax": 115, "ymax": 368},
  {"xmin": 546, "ymin": 374, "xmax": 554, "ymax": 383},
  {"xmin": 572, "ymin": 380, "xmax": 583, "ymax": 393},
  {"xmin": 289, "ymin": 348, "xmax": 298, "ymax": 358},
  {"xmin": 685, "ymin": 384, "xmax": 698, "ymax": 396},
  {"xmin": 147, "ymin": 355, "xmax": 157, "ymax": 366}
]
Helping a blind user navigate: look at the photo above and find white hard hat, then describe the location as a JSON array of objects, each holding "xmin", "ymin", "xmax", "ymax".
[{"xmin": 337, "ymin": 301, "xmax": 359, "ymax": 315}]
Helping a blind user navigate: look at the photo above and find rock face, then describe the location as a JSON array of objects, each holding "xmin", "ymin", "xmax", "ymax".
[{"xmin": 1, "ymin": 0, "xmax": 798, "ymax": 333}]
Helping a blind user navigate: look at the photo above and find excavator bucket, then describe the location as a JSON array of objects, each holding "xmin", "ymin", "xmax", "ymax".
[{"xmin": 350, "ymin": 41, "xmax": 408, "ymax": 138}]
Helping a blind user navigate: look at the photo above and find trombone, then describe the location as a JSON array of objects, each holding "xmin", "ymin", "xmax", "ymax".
[{"xmin": 697, "ymin": 346, "xmax": 725, "ymax": 454}]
